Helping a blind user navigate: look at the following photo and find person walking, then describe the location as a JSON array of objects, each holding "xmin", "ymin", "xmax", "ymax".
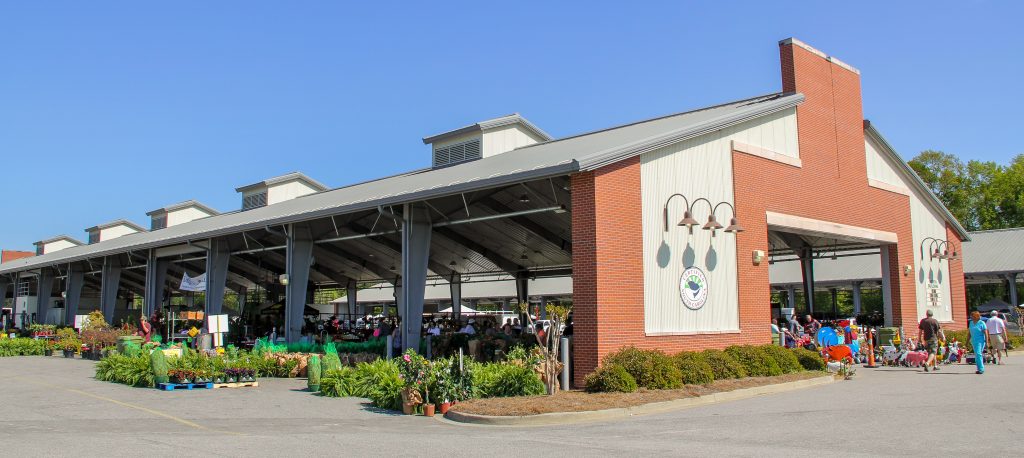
[
  {"xmin": 917, "ymin": 309, "xmax": 944, "ymax": 372},
  {"xmin": 986, "ymin": 310, "xmax": 1008, "ymax": 364},
  {"xmin": 969, "ymin": 311, "xmax": 988, "ymax": 375}
]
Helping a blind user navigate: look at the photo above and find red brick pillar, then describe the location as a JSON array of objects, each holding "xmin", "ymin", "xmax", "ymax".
[
  {"xmin": 570, "ymin": 157, "xmax": 644, "ymax": 387},
  {"xmin": 945, "ymin": 224, "xmax": 967, "ymax": 330}
]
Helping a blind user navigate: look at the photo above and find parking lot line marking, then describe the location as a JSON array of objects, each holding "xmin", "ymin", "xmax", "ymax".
[{"xmin": 15, "ymin": 376, "xmax": 244, "ymax": 436}]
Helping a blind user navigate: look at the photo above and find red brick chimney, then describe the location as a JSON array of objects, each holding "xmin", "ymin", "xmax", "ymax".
[{"xmin": 779, "ymin": 38, "xmax": 866, "ymax": 181}]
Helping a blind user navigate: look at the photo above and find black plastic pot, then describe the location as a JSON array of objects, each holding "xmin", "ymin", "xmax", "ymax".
[
  {"xmin": 63, "ymin": 350, "xmax": 75, "ymax": 358},
  {"xmin": 44, "ymin": 350, "xmax": 54, "ymax": 357}
]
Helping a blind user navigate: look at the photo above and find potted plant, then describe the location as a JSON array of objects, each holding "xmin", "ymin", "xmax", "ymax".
[
  {"xmin": 43, "ymin": 340, "xmax": 55, "ymax": 357},
  {"xmin": 56, "ymin": 328, "xmax": 81, "ymax": 358},
  {"xmin": 224, "ymin": 368, "xmax": 240, "ymax": 383},
  {"xmin": 398, "ymin": 349, "xmax": 428, "ymax": 415}
]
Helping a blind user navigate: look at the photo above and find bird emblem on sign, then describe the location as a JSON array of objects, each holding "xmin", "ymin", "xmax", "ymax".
[{"xmin": 679, "ymin": 266, "xmax": 709, "ymax": 310}]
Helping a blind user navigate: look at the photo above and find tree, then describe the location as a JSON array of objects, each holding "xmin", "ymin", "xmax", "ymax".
[
  {"xmin": 519, "ymin": 302, "xmax": 570, "ymax": 395},
  {"xmin": 909, "ymin": 150, "xmax": 975, "ymax": 228},
  {"xmin": 909, "ymin": 151, "xmax": 1024, "ymax": 231}
]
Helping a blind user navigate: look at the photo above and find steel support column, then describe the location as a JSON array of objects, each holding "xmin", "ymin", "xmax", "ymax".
[
  {"xmin": 450, "ymin": 274, "xmax": 462, "ymax": 322},
  {"xmin": 144, "ymin": 253, "xmax": 169, "ymax": 318},
  {"xmin": 852, "ymin": 281, "xmax": 863, "ymax": 315},
  {"xmin": 285, "ymin": 223, "xmax": 314, "ymax": 343},
  {"xmin": 786, "ymin": 286, "xmax": 796, "ymax": 311},
  {"xmin": 205, "ymin": 238, "xmax": 232, "ymax": 317},
  {"xmin": 36, "ymin": 268, "xmax": 55, "ymax": 324},
  {"xmin": 0, "ymin": 278, "xmax": 8, "ymax": 327},
  {"xmin": 100, "ymin": 256, "xmax": 122, "ymax": 322},
  {"xmin": 880, "ymin": 245, "xmax": 894, "ymax": 327},
  {"xmin": 515, "ymin": 273, "xmax": 530, "ymax": 314},
  {"xmin": 1006, "ymin": 273, "xmax": 1018, "ymax": 308},
  {"xmin": 799, "ymin": 249, "xmax": 815, "ymax": 315},
  {"xmin": 347, "ymin": 281, "xmax": 357, "ymax": 317},
  {"xmin": 66, "ymin": 264, "xmax": 84, "ymax": 326},
  {"xmin": 400, "ymin": 203, "xmax": 432, "ymax": 353}
]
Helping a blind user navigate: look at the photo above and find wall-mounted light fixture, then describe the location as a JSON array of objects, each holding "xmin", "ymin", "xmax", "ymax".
[
  {"xmin": 662, "ymin": 193, "xmax": 743, "ymax": 237},
  {"xmin": 921, "ymin": 237, "xmax": 959, "ymax": 261},
  {"xmin": 278, "ymin": 274, "xmax": 290, "ymax": 285},
  {"xmin": 752, "ymin": 250, "xmax": 765, "ymax": 266},
  {"xmin": 903, "ymin": 264, "xmax": 912, "ymax": 276}
]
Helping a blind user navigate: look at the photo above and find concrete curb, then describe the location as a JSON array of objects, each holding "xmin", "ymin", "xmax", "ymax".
[{"xmin": 444, "ymin": 374, "xmax": 836, "ymax": 426}]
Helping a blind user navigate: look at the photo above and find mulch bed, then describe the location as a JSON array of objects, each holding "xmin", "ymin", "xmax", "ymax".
[{"xmin": 450, "ymin": 371, "xmax": 826, "ymax": 417}]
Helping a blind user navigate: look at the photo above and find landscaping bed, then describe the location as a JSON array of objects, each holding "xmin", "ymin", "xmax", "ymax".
[{"xmin": 449, "ymin": 371, "xmax": 825, "ymax": 417}]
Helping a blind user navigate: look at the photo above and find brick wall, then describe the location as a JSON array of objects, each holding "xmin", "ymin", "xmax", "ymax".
[{"xmin": 1, "ymin": 250, "xmax": 33, "ymax": 264}]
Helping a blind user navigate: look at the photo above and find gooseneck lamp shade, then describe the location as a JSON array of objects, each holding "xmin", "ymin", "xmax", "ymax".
[
  {"xmin": 723, "ymin": 217, "xmax": 744, "ymax": 233},
  {"xmin": 702, "ymin": 214, "xmax": 723, "ymax": 232},
  {"xmin": 676, "ymin": 210, "xmax": 701, "ymax": 233},
  {"xmin": 932, "ymin": 248, "xmax": 942, "ymax": 259}
]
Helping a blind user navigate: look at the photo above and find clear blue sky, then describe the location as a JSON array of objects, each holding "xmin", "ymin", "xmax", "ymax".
[{"xmin": 1, "ymin": 1, "xmax": 1021, "ymax": 252}]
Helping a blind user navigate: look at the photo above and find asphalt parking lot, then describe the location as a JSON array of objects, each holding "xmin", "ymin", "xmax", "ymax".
[{"xmin": 1, "ymin": 354, "xmax": 1021, "ymax": 457}]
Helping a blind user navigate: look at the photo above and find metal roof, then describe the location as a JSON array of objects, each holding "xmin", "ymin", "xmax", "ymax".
[
  {"xmin": 422, "ymin": 113, "xmax": 553, "ymax": 145},
  {"xmin": 84, "ymin": 219, "xmax": 147, "ymax": 233},
  {"xmin": 145, "ymin": 200, "xmax": 220, "ymax": 217},
  {"xmin": 768, "ymin": 253, "xmax": 882, "ymax": 287},
  {"xmin": 0, "ymin": 92, "xmax": 803, "ymax": 275},
  {"xmin": 234, "ymin": 172, "xmax": 329, "ymax": 193},
  {"xmin": 961, "ymin": 228, "xmax": 1024, "ymax": 276},
  {"xmin": 863, "ymin": 121, "xmax": 970, "ymax": 240},
  {"xmin": 33, "ymin": 235, "xmax": 84, "ymax": 247}
]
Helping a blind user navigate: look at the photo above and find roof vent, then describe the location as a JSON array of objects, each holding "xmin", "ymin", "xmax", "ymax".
[
  {"xmin": 235, "ymin": 172, "xmax": 328, "ymax": 210},
  {"xmin": 423, "ymin": 114, "xmax": 551, "ymax": 168}
]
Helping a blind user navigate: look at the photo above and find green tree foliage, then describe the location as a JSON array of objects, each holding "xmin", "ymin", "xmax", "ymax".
[{"xmin": 909, "ymin": 151, "xmax": 1024, "ymax": 230}]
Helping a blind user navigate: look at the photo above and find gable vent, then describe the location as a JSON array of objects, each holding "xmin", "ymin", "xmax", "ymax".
[{"xmin": 433, "ymin": 138, "xmax": 481, "ymax": 168}]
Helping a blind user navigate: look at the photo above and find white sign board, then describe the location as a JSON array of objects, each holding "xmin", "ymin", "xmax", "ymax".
[
  {"xmin": 179, "ymin": 272, "xmax": 207, "ymax": 292},
  {"xmin": 207, "ymin": 314, "xmax": 229, "ymax": 347},
  {"xmin": 927, "ymin": 283, "xmax": 941, "ymax": 308}
]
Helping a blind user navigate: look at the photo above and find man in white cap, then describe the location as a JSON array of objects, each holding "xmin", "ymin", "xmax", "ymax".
[
  {"xmin": 986, "ymin": 310, "xmax": 1008, "ymax": 364},
  {"xmin": 459, "ymin": 319, "xmax": 477, "ymax": 335}
]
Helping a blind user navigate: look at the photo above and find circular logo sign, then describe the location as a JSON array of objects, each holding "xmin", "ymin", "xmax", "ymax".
[{"xmin": 679, "ymin": 266, "xmax": 709, "ymax": 310}]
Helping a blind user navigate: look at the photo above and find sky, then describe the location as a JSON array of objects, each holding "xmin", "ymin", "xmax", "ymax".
[{"xmin": 1, "ymin": 1, "xmax": 1022, "ymax": 252}]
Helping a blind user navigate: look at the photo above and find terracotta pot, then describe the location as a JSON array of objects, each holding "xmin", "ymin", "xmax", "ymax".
[
  {"xmin": 439, "ymin": 402, "xmax": 451, "ymax": 414},
  {"xmin": 423, "ymin": 404, "xmax": 435, "ymax": 417},
  {"xmin": 402, "ymin": 403, "xmax": 415, "ymax": 415}
]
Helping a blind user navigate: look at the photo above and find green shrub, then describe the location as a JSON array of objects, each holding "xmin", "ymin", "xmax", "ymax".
[
  {"xmin": 673, "ymin": 352, "xmax": 715, "ymax": 385},
  {"xmin": 791, "ymin": 347, "xmax": 826, "ymax": 371},
  {"xmin": 0, "ymin": 338, "xmax": 48, "ymax": 357},
  {"xmin": 307, "ymin": 355, "xmax": 322, "ymax": 390},
  {"xmin": 95, "ymin": 353, "xmax": 154, "ymax": 387},
  {"xmin": 725, "ymin": 345, "xmax": 782, "ymax": 377},
  {"xmin": 352, "ymin": 359, "xmax": 403, "ymax": 410},
  {"xmin": 700, "ymin": 349, "xmax": 746, "ymax": 379},
  {"xmin": 321, "ymin": 352, "xmax": 343, "ymax": 373},
  {"xmin": 150, "ymin": 349, "xmax": 169, "ymax": 384},
  {"xmin": 584, "ymin": 364, "xmax": 638, "ymax": 393},
  {"xmin": 470, "ymin": 362, "xmax": 545, "ymax": 398},
  {"xmin": 320, "ymin": 367, "xmax": 359, "ymax": 397},
  {"xmin": 602, "ymin": 346, "xmax": 682, "ymax": 390},
  {"xmin": 760, "ymin": 345, "xmax": 802, "ymax": 374}
]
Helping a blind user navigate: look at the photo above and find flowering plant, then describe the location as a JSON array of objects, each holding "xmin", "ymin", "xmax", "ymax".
[{"xmin": 398, "ymin": 349, "xmax": 428, "ymax": 389}]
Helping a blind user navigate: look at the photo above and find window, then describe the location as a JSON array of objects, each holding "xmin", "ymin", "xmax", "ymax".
[
  {"xmin": 88, "ymin": 231, "xmax": 100, "ymax": 244},
  {"xmin": 433, "ymin": 138, "xmax": 482, "ymax": 167},
  {"xmin": 16, "ymin": 281, "xmax": 30, "ymax": 297},
  {"xmin": 242, "ymin": 191, "xmax": 268, "ymax": 210},
  {"xmin": 151, "ymin": 214, "xmax": 167, "ymax": 230},
  {"xmin": 35, "ymin": 245, "xmax": 44, "ymax": 256}
]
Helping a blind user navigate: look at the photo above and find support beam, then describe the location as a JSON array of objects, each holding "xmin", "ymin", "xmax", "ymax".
[
  {"xmin": 205, "ymin": 238, "xmax": 232, "ymax": 317},
  {"xmin": 786, "ymin": 285, "xmax": 796, "ymax": 311},
  {"xmin": 434, "ymin": 226, "xmax": 524, "ymax": 275},
  {"xmin": 285, "ymin": 223, "xmax": 314, "ymax": 343},
  {"xmin": 0, "ymin": 278, "xmax": 8, "ymax": 325},
  {"xmin": 36, "ymin": 268, "xmax": 55, "ymax": 325},
  {"xmin": 100, "ymin": 256, "xmax": 123, "ymax": 322},
  {"xmin": 478, "ymin": 196, "xmax": 572, "ymax": 253},
  {"xmin": 144, "ymin": 253, "xmax": 169, "ymax": 318},
  {"xmin": 65, "ymin": 264, "xmax": 84, "ymax": 326},
  {"xmin": 341, "ymin": 221, "xmax": 455, "ymax": 277},
  {"xmin": 800, "ymin": 250, "xmax": 815, "ymax": 315},
  {"xmin": 1006, "ymin": 273, "xmax": 1019, "ymax": 308},
  {"xmin": 347, "ymin": 281, "xmax": 357, "ymax": 317},
  {"xmin": 880, "ymin": 245, "xmax": 894, "ymax": 326},
  {"xmin": 450, "ymin": 274, "xmax": 462, "ymax": 322},
  {"xmin": 516, "ymin": 273, "xmax": 529, "ymax": 312},
  {"xmin": 852, "ymin": 282, "xmax": 863, "ymax": 315},
  {"xmin": 401, "ymin": 203, "xmax": 432, "ymax": 353}
]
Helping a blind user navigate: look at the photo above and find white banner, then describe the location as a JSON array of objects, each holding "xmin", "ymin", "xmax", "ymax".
[{"xmin": 179, "ymin": 272, "xmax": 207, "ymax": 292}]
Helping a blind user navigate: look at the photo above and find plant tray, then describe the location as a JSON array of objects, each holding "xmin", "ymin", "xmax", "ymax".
[
  {"xmin": 157, "ymin": 382, "xmax": 214, "ymax": 391},
  {"xmin": 213, "ymin": 381, "xmax": 259, "ymax": 389}
]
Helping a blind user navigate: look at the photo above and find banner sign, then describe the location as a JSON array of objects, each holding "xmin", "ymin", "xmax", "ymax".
[{"xmin": 179, "ymin": 272, "xmax": 207, "ymax": 292}]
